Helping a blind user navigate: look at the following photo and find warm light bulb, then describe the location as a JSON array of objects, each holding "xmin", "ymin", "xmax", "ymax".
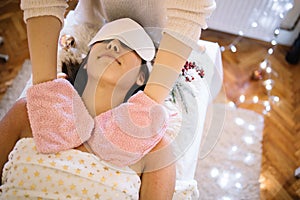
[
  {"xmin": 235, "ymin": 182, "xmax": 242, "ymax": 189},
  {"xmin": 218, "ymin": 172, "xmax": 229, "ymax": 188},
  {"xmin": 252, "ymin": 96, "xmax": 259, "ymax": 103},
  {"xmin": 244, "ymin": 136, "xmax": 254, "ymax": 144},
  {"xmin": 244, "ymin": 153, "xmax": 253, "ymax": 164},
  {"xmin": 239, "ymin": 95, "xmax": 245, "ymax": 103},
  {"xmin": 273, "ymin": 96, "xmax": 280, "ymax": 102},
  {"xmin": 264, "ymin": 79, "xmax": 273, "ymax": 86},
  {"xmin": 265, "ymin": 84, "xmax": 273, "ymax": 91},
  {"xmin": 235, "ymin": 172, "xmax": 242, "ymax": 179},
  {"xmin": 260, "ymin": 60, "xmax": 268, "ymax": 69},
  {"xmin": 259, "ymin": 175, "xmax": 266, "ymax": 183},
  {"xmin": 228, "ymin": 101, "xmax": 236, "ymax": 108},
  {"xmin": 259, "ymin": 175, "xmax": 267, "ymax": 190},
  {"xmin": 230, "ymin": 45, "xmax": 237, "ymax": 53},
  {"xmin": 260, "ymin": 182, "xmax": 267, "ymax": 190},
  {"xmin": 271, "ymin": 40, "xmax": 277, "ymax": 46},
  {"xmin": 231, "ymin": 146, "xmax": 238, "ymax": 152},
  {"xmin": 274, "ymin": 29, "xmax": 280, "ymax": 36},
  {"xmin": 285, "ymin": 3, "xmax": 294, "ymax": 11},
  {"xmin": 263, "ymin": 101, "xmax": 270, "ymax": 107},
  {"xmin": 251, "ymin": 22, "xmax": 258, "ymax": 28},
  {"xmin": 266, "ymin": 67, "xmax": 272, "ymax": 73},
  {"xmin": 235, "ymin": 117, "xmax": 245, "ymax": 126},
  {"xmin": 279, "ymin": 13, "xmax": 284, "ymax": 19},
  {"xmin": 210, "ymin": 168, "xmax": 219, "ymax": 178},
  {"xmin": 263, "ymin": 110, "xmax": 267, "ymax": 115},
  {"xmin": 248, "ymin": 124, "xmax": 256, "ymax": 131},
  {"xmin": 268, "ymin": 48, "xmax": 274, "ymax": 55}
]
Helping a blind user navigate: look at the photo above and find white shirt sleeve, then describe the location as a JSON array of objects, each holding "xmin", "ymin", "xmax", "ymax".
[
  {"xmin": 20, "ymin": 0, "xmax": 68, "ymax": 24},
  {"xmin": 164, "ymin": 0, "xmax": 216, "ymax": 49}
]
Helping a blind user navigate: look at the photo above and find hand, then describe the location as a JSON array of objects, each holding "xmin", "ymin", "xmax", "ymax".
[{"xmin": 57, "ymin": 72, "xmax": 68, "ymax": 79}]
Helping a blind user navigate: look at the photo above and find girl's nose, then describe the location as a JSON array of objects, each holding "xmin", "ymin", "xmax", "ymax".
[{"xmin": 106, "ymin": 39, "xmax": 120, "ymax": 53}]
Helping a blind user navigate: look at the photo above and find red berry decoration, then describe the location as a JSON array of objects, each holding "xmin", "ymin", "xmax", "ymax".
[{"xmin": 181, "ymin": 61, "xmax": 205, "ymax": 82}]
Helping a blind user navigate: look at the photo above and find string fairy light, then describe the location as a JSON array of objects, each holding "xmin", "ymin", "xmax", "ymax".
[{"xmin": 221, "ymin": 0, "xmax": 294, "ymax": 115}]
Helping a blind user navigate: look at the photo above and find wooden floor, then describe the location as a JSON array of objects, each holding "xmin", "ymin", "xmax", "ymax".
[
  {"xmin": 0, "ymin": 2, "xmax": 299, "ymax": 199},
  {"xmin": 201, "ymin": 30, "xmax": 300, "ymax": 199},
  {"xmin": 0, "ymin": 2, "xmax": 29, "ymax": 99}
]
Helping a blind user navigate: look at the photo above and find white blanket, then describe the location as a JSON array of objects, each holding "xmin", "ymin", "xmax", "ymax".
[
  {"xmin": 1, "ymin": 138, "xmax": 140, "ymax": 200},
  {"xmin": 1, "ymin": 138, "xmax": 200, "ymax": 199}
]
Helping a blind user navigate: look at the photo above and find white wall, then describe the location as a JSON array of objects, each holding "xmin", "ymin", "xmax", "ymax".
[{"xmin": 207, "ymin": 0, "xmax": 299, "ymax": 46}]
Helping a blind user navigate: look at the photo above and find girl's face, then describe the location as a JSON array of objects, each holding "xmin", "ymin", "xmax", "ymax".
[{"xmin": 86, "ymin": 39, "xmax": 144, "ymax": 89}]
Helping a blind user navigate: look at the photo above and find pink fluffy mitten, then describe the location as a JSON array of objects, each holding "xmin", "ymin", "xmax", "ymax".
[
  {"xmin": 26, "ymin": 78, "xmax": 94, "ymax": 153},
  {"xmin": 87, "ymin": 91, "xmax": 168, "ymax": 167}
]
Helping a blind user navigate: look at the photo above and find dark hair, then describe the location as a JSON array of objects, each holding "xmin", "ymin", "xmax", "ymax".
[
  {"xmin": 62, "ymin": 51, "xmax": 149, "ymax": 102},
  {"xmin": 123, "ymin": 59, "xmax": 148, "ymax": 102}
]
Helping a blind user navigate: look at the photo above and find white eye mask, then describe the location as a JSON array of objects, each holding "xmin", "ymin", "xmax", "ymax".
[{"xmin": 89, "ymin": 18, "xmax": 155, "ymax": 72}]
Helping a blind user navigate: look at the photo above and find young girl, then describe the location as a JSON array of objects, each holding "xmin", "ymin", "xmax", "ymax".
[{"xmin": 0, "ymin": 18, "xmax": 176, "ymax": 199}]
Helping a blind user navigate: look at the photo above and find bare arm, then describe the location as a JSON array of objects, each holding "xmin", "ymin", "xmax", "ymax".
[
  {"xmin": 26, "ymin": 16, "xmax": 62, "ymax": 84},
  {"xmin": 144, "ymin": 0, "xmax": 216, "ymax": 104},
  {"xmin": 144, "ymin": 33, "xmax": 192, "ymax": 104},
  {"xmin": 0, "ymin": 98, "xmax": 32, "ymax": 184},
  {"xmin": 139, "ymin": 137, "xmax": 176, "ymax": 199}
]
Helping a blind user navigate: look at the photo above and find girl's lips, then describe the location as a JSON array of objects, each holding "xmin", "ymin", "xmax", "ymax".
[{"xmin": 98, "ymin": 54, "xmax": 121, "ymax": 65}]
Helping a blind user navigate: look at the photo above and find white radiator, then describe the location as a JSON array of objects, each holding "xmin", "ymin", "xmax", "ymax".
[{"xmin": 207, "ymin": 0, "xmax": 294, "ymax": 42}]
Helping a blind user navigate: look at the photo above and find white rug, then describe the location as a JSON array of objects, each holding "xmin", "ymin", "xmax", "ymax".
[
  {"xmin": 0, "ymin": 60, "xmax": 31, "ymax": 120},
  {"xmin": 196, "ymin": 104, "xmax": 264, "ymax": 200}
]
